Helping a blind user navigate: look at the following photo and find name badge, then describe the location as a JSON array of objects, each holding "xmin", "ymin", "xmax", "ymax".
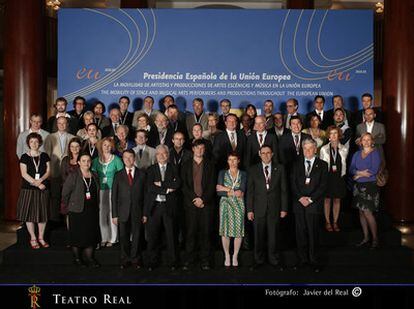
[
  {"xmin": 102, "ymin": 177, "xmax": 107, "ymax": 184},
  {"xmin": 332, "ymin": 165, "xmax": 337, "ymax": 172},
  {"xmin": 305, "ymin": 177, "xmax": 311, "ymax": 185},
  {"xmin": 35, "ymin": 173, "xmax": 40, "ymax": 180},
  {"xmin": 85, "ymin": 192, "xmax": 91, "ymax": 200}
]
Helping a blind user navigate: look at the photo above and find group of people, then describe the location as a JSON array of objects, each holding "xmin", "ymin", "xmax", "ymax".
[{"xmin": 16, "ymin": 93, "xmax": 386, "ymax": 272}]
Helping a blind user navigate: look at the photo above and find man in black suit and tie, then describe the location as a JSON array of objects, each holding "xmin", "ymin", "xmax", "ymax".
[
  {"xmin": 278, "ymin": 116, "xmax": 311, "ymax": 169},
  {"xmin": 245, "ymin": 115, "xmax": 279, "ymax": 169},
  {"xmin": 217, "ymin": 99, "xmax": 232, "ymax": 131},
  {"xmin": 325, "ymin": 95, "xmax": 352, "ymax": 127},
  {"xmin": 143, "ymin": 145, "xmax": 181, "ymax": 271},
  {"xmin": 269, "ymin": 112, "xmax": 290, "ymax": 141},
  {"xmin": 112, "ymin": 150, "xmax": 146, "ymax": 269},
  {"xmin": 290, "ymin": 138, "xmax": 328, "ymax": 272},
  {"xmin": 247, "ymin": 145, "xmax": 288, "ymax": 270},
  {"xmin": 147, "ymin": 113, "xmax": 174, "ymax": 148},
  {"xmin": 181, "ymin": 139, "xmax": 216, "ymax": 271},
  {"xmin": 102, "ymin": 107, "xmax": 122, "ymax": 138},
  {"xmin": 213, "ymin": 113, "xmax": 246, "ymax": 171},
  {"xmin": 283, "ymin": 98, "xmax": 305, "ymax": 129},
  {"xmin": 352, "ymin": 93, "xmax": 383, "ymax": 127},
  {"xmin": 306, "ymin": 95, "xmax": 330, "ymax": 130}
]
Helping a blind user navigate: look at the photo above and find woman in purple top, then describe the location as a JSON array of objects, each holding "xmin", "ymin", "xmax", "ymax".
[{"xmin": 349, "ymin": 133, "xmax": 381, "ymax": 249}]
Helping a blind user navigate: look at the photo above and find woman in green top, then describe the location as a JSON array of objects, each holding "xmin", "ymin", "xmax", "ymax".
[{"xmin": 92, "ymin": 137, "xmax": 124, "ymax": 247}]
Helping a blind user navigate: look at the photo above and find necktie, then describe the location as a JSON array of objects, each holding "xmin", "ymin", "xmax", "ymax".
[
  {"xmin": 259, "ymin": 133, "xmax": 263, "ymax": 145},
  {"xmin": 264, "ymin": 165, "xmax": 270, "ymax": 189},
  {"xmin": 161, "ymin": 165, "xmax": 166, "ymax": 181},
  {"xmin": 306, "ymin": 160, "xmax": 312, "ymax": 176},
  {"xmin": 230, "ymin": 132, "xmax": 236, "ymax": 150},
  {"xmin": 294, "ymin": 134, "xmax": 300, "ymax": 154},
  {"xmin": 127, "ymin": 169, "xmax": 133, "ymax": 186},
  {"xmin": 139, "ymin": 148, "xmax": 143, "ymax": 159}
]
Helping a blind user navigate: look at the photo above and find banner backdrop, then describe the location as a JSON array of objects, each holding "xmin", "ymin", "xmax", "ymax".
[{"xmin": 58, "ymin": 9, "xmax": 373, "ymax": 114}]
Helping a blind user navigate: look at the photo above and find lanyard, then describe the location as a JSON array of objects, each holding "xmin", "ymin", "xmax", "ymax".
[
  {"xmin": 174, "ymin": 149, "xmax": 184, "ymax": 165},
  {"xmin": 89, "ymin": 142, "xmax": 96, "ymax": 157},
  {"xmin": 330, "ymin": 145, "xmax": 338, "ymax": 163},
  {"xmin": 257, "ymin": 132, "xmax": 266, "ymax": 147},
  {"xmin": 100, "ymin": 155, "xmax": 113, "ymax": 176},
  {"xmin": 229, "ymin": 170, "xmax": 240, "ymax": 191},
  {"xmin": 29, "ymin": 153, "xmax": 41, "ymax": 174},
  {"xmin": 82, "ymin": 175, "xmax": 92, "ymax": 192},
  {"xmin": 120, "ymin": 112, "xmax": 128, "ymax": 125}
]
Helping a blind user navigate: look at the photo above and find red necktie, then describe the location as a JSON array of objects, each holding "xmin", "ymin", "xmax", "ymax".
[{"xmin": 127, "ymin": 169, "xmax": 133, "ymax": 186}]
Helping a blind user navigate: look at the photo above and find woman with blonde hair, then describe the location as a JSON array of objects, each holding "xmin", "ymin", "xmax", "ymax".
[{"xmin": 92, "ymin": 137, "xmax": 124, "ymax": 248}]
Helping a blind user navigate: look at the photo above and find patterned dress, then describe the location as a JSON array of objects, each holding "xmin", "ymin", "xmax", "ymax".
[{"xmin": 218, "ymin": 170, "xmax": 246, "ymax": 238}]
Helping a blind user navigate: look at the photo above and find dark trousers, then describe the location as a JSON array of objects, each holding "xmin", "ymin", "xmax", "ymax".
[
  {"xmin": 50, "ymin": 177, "xmax": 62, "ymax": 221},
  {"xmin": 294, "ymin": 211, "xmax": 320, "ymax": 264},
  {"xmin": 146, "ymin": 202, "xmax": 177, "ymax": 266},
  {"xmin": 184, "ymin": 205, "xmax": 212, "ymax": 265},
  {"xmin": 119, "ymin": 215, "xmax": 142, "ymax": 263},
  {"xmin": 253, "ymin": 215, "xmax": 281, "ymax": 265}
]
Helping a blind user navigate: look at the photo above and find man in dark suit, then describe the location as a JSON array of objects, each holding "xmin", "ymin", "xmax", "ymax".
[
  {"xmin": 102, "ymin": 107, "xmax": 122, "ymax": 138},
  {"xmin": 213, "ymin": 113, "xmax": 246, "ymax": 171},
  {"xmin": 147, "ymin": 113, "xmax": 174, "ymax": 148},
  {"xmin": 247, "ymin": 145, "xmax": 288, "ymax": 270},
  {"xmin": 112, "ymin": 149, "xmax": 146, "ymax": 269},
  {"xmin": 245, "ymin": 115, "xmax": 279, "ymax": 169},
  {"xmin": 263, "ymin": 99, "xmax": 275, "ymax": 130},
  {"xmin": 325, "ymin": 95, "xmax": 352, "ymax": 127},
  {"xmin": 166, "ymin": 104, "xmax": 188, "ymax": 138},
  {"xmin": 143, "ymin": 145, "xmax": 181, "ymax": 271},
  {"xmin": 268, "ymin": 112, "xmax": 290, "ymax": 141},
  {"xmin": 306, "ymin": 95, "xmax": 330, "ymax": 130},
  {"xmin": 46, "ymin": 97, "xmax": 78, "ymax": 135},
  {"xmin": 181, "ymin": 140, "xmax": 216, "ymax": 270},
  {"xmin": 352, "ymin": 93, "xmax": 383, "ymax": 127},
  {"xmin": 217, "ymin": 99, "xmax": 232, "ymax": 131},
  {"xmin": 290, "ymin": 138, "xmax": 328, "ymax": 272},
  {"xmin": 68, "ymin": 96, "xmax": 87, "ymax": 131},
  {"xmin": 283, "ymin": 98, "xmax": 305, "ymax": 129},
  {"xmin": 118, "ymin": 96, "xmax": 134, "ymax": 128},
  {"xmin": 278, "ymin": 116, "xmax": 311, "ymax": 169}
]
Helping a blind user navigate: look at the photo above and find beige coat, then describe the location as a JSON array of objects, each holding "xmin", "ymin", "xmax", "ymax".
[{"xmin": 44, "ymin": 132, "xmax": 75, "ymax": 178}]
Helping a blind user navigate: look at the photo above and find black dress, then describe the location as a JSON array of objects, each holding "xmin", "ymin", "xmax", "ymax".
[
  {"xmin": 326, "ymin": 146, "xmax": 347, "ymax": 199},
  {"xmin": 68, "ymin": 178, "xmax": 100, "ymax": 247}
]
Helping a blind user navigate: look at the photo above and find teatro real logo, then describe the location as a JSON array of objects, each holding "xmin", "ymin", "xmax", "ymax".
[{"xmin": 28, "ymin": 285, "xmax": 41, "ymax": 309}]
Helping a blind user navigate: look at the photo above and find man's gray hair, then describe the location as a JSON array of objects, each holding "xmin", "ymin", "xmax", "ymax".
[
  {"xmin": 155, "ymin": 144, "xmax": 170, "ymax": 156},
  {"xmin": 301, "ymin": 137, "xmax": 317, "ymax": 148}
]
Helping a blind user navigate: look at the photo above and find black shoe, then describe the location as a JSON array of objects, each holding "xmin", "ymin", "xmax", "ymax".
[
  {"xmin": 370, "ymin": 240, "xmax": 379, "ymax": 250},
  {"xmin": 271, "ymin": 263, "xmax": 285, "ymax": 272},
  {"xmin": 132, "ymin": 262, "xmax": 141, "ymax": 270},
  {"xmin": 356, "ymin": 238, "xmax": 370, "ymax": 248},
  {"xmin": 249, "ymin": 263, "xmax": 263, "ymax": 271},
  {"xmin": 182, "ymin": 264, "xmax": 190, "ymax": 271},
  {"xmin": 201, "ymin": 264, "xmax": 211, "ymax": 271},
  {"xmin": 87, "ymin": 259, "xmax": 101, "ymax": 268},
  {"xmin": 310, "ymin": 263, "xmax": 322, "ymax": 273},
  {"xmin": 120, "ymin": 261, "xmax": 131, "ymax": 269},
  {"xmin": 292, "ymin": 261, "xmax": 308, "ymax": 271},
  {"xmin": 73, "ymin": 258, "xmax": 85, "ymax": 267}
]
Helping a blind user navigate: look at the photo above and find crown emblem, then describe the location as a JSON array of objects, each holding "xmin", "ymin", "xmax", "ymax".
[{"xmin": 28, "ymin": 285, "xmax": 41, "ymax": 294}]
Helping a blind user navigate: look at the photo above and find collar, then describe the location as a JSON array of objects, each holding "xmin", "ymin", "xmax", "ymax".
[{"xmin": 304, "ymin": 156, "xmax": 316, "ymax": 166}]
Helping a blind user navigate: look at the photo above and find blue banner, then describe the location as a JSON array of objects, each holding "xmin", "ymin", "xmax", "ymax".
[{"xmin": 58, "ymin": 9, "xmax": 373, "ymax": 113}]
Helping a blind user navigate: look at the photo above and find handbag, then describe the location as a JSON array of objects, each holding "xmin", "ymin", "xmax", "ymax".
[{"xmin": 376, "ymin": 168, "xmax": 388, "ymax": 187}]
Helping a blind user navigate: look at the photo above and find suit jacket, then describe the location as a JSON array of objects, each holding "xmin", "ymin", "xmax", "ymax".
[
  {"xmin": 306, "ymin": 110, "xmax": 331, "ymax": 130},
  {"xmin": 268, "ymin": 127, "xmax": 290, "ymax": 142},
  {"xmin": 132, "ymin": 109, "xmax": 160, "ymax": 127},
  {"xmin": 169, "ymin": 148, "xmax": 192, "ymax": 172},
  {"xmin": 111, "ymin": 167, "xmax": 146, "ymax": 222},
  {"xmin": 278, "ymin": 132, "xmax": 311, "ymax": 168},
  {"xmin": 144, "ymin": 163, "xmax": 181, "ymax": 217},
  {"xmin": 180, "ymin": 159, "xmax": 216, "ymax": 209},
  {"xmin": 102, "ymin": 121, "xmax": 119, "ymax": 138},
  {"xmin": 352, "ymin": 107, "xmax": 383, "ymax": 127},
  {"xmin": 212, "ymin": 130, "xmax": 246, "ymax": 171},
  {"xmin": 186, "ymin": 112, "xmax": 209, "ymax": 139},
  {"xmin": 95, "ymin": 116, "xmax": 111, "ymax": 131},
  {"xmin": 147, "ymin": 127, "xmax": 174, "ymax": 148},
  {"xmin": 119, "ymin": 111, "xmax": 134, "ymax": 128},
  {"xmin": 247, "ymin": 163, "xmax": 288, "ymax": 218},
  {"xmin": 133, "ymin": 145, "xmax": 156, "ymax": 170},
  {"xmin": 245, "ymin": 131, "xmax": 279, "ymax": 169},
  {"xmin": 44, "ymin": 132, "xmax": 75, "ymax": 178},
  {"xmin": 290, "ymin": 157, "xmax": 328, "ymax": 214},
  {"xmin": 355, "ymin": 121, "xmax": 386, "ymax": 146},
  {"xmin": 46, "ymin": 115, "xmax": 78, "ymax": 135},
  {"xmin": 61, "ymin": 169, "xmax": 100, "ymax": 213}
]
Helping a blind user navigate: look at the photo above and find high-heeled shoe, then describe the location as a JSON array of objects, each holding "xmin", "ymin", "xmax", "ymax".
[
  {"xmin": 38, "ymin": 238, "xmax": 50, "ymax": 248},
  {"xmin": 232, "ymin": 255, "xmax": 239, "ymax": 268},
  {"xmin": 332, "ymin": 223, "xmax": 340, "ymax": 232},
  {"xmin": 356, "ymin": 238, "xmax": 370, "ymax": 248},
  {"xmin": 325, "ymin": 222, "xmax": 333, "ymax": 232},
  {"xmin": 224, "ymin": 255, "xmax": 231, "ymax": 268},
  {"xmin": 30, "ymin": 239, "xmax": 40, "ymax": 250}
]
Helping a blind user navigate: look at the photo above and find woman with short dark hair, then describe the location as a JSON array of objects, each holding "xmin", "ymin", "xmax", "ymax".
[{"xmin": 17, "ymin": 132, "xmax": 51, "ymax": 249}]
